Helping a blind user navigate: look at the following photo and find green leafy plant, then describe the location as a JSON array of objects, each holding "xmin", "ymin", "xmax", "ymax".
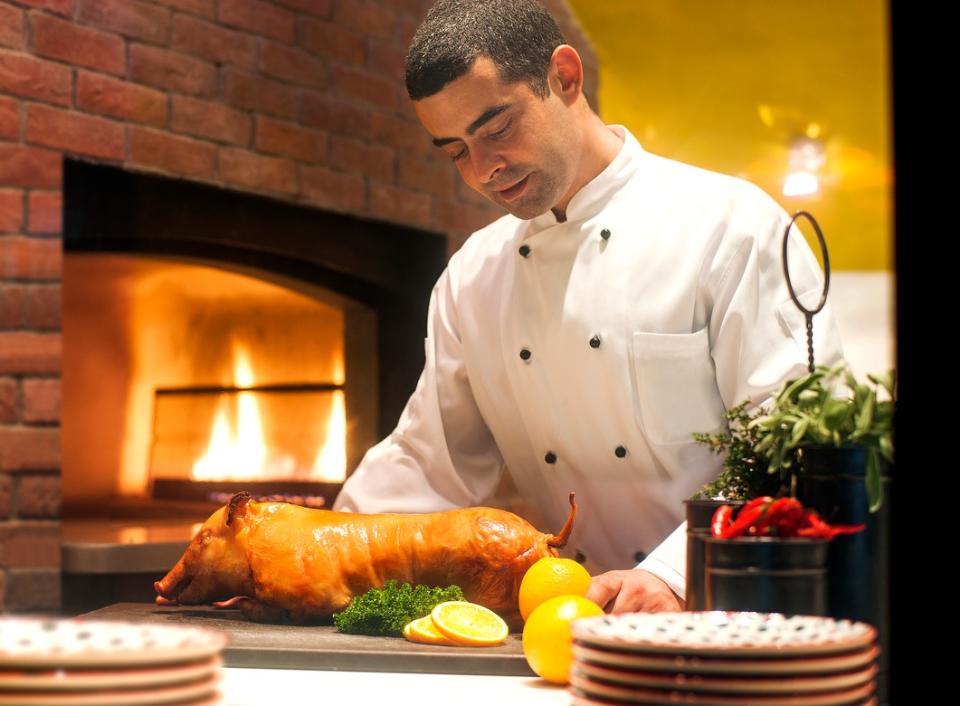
[
  {"xmin": 332, "ymin": 580, "xmax": 464, "ymax": 636},
  {"xmin": 748, "ymin": 362, "xmax": 895, "ymax": 512},
  {"xmin": 692, "ymin": 402, "xmax": 788, "ymax": 501}
]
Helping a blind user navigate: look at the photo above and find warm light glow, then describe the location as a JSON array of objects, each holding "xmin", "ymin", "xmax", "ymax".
[
  {"xmin": 783, "ymin": 136, "xmax": 825, "ymax": 197},
  {"xmin": 190, "ymin": 344, "xmax": 346, "ymax": 482},
  {"xmin": 312, "ymin": 390, "xmax": 347, "ymax": 481},
  {"xmin": 783, "ymin": 171, "xmax": 820, "ymax": 197},
  {"xmin": 192, "ymin": 347, "xmax": 268, "ymax": 481}
]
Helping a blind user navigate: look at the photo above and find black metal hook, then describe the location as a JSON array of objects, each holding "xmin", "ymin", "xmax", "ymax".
[{"xmin": 782, "ymin": 211, "xmax": 831, "ymax": 372}]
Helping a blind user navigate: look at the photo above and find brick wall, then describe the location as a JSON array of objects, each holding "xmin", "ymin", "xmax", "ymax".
[{"xmin": 0, "ymin": 0, "xmax": 598, "ymax": 613}]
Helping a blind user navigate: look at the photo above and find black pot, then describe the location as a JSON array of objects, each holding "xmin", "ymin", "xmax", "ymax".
[
  {"xmin": 703, "ymin": 536, "xmax": 829, "ymax": 615},
  {"xmin": 684, "ymin": 498, "xmax": 743, "ymax": 610},
  {"xmin": 796, "ymin": 444, "xmax": 891, "ymax": 703}
]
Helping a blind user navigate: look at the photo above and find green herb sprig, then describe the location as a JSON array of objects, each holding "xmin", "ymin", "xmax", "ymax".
[
  {"xmin": 692, "ymin": 401, "xmax": 787, "ymax": 501},
  {"xmin": 332, "ymin": 580, "xmax": 464, "ymax": 636}
]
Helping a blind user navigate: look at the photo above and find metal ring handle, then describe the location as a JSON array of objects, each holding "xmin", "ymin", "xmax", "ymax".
[{"xmin": 782, "ymin": 210, "xmax": 830, "ymax": 317}]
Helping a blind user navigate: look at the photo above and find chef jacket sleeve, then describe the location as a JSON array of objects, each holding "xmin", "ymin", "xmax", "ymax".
[
  {"xmin": 333, "ymin": 263, "xmax": 506, "ymax": 514},
  {"xmin": 635, "ymin": 187, "xmax": 845, "ymax": 600}
]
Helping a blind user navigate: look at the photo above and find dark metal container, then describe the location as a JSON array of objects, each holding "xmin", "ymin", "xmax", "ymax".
[{"xmin": 704, "ymin": 536, "xmax": 829, "ymax": 616}]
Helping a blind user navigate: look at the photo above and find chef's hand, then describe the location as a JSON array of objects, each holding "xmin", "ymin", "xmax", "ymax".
[{"xmin": 585, "ymin": 569, "xmax": 684, "ymax": 613}]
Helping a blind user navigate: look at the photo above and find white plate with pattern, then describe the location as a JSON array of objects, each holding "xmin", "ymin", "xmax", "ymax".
[
  {"xmin": 0, "ymin": 619, "xmax": 227, "ymax": 668},
  {"xmin": 0, "ymin": 656, "xmax": 221, "ymax": 691},
  {"xmin": 571, "ymin": 613, "xmax": 876, "ymax": 656},
  {"xmin": 0, "ymin": 674, "xmax": 220, "ymax": 705},
  {"xmin": 573, "ymin": 661, "xmax": 878, "ymax": 694},
  {"xmin": 571, "ymin": 644, "xmax": 881, "ymax": 675},
  {"xmin": 569, "ymin": 673, "xmax": 875, "ymax": 706}
]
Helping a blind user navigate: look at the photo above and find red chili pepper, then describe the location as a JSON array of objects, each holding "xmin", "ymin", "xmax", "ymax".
[
  {"xmin": 711, "ymin": 505, "xmax": 734, "ymax": 538},
  {"xmin": 721, "ymin": 504, "xmax": 768, "ymax": 538},
  {"xmin": 765, "ymin": 498, "xmax": 805, "ymax": 537}
]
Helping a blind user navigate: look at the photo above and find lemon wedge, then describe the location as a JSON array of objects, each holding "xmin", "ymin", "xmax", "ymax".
[
  {"xmin": 403, "ymin": 615, "xmax": 455, "ymax": 645},
  {"xmin": 430, "ymin": 601, "xmax": 509, "ymax": 647}
]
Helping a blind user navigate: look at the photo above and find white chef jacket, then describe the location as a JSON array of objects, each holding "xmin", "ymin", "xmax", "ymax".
[{"xmin": 334, "ymin": 126, "xmax": 843, "ymax": 599}]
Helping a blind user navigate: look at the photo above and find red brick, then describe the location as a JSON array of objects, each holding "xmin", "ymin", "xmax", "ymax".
[
  {"xmin": 299, "ymin": 18, "xmax": 364, "ymax": 65},
  {"xmin": 24, "ymin": 284, "xmax": 60, "ymax": 329},
  {"xmin": 219, "ymin": 148, "xmax": 298, "ymax": 195},
  {"xmin": 0, "ymin": 426, "xmax": 60, "ymax": 470},
  {"xmin": 130, "ymin": 44, "xmax": 218, "ymax": 98},
  {"xmin": 394, "ymin": 13, "xmax": 419, "ymax": 48},
  {"xmin": 130, "ymin": 127, "xmax": 216, "ymax": 179},
  {"xmin": 172, "ymin": 14, "xmax": 257, "ymax": 70},
  {"xmin": 171, "ymin": 96, "xmax": 251, "ymax": 146},
  {"xmin": 330, "ymin": 136, "xmax": 393, "ymax": 182},
  {"xmin": 26, "ymin": 105, "xmax": 124, "ymax": 161},
  {"xmin": 0, "ymin": 474, "xmax": 11, "ymax": 519},
  {"xmin": 222, "ymin": 69, "xmax": 296, "ymax": 119},
  {"xmin": 0, "ymin": 190, "xmax": 23, "ymax": 233},
  {"xmin": 260, "ymin": 42, "xmax": 328, "ymax": 89},
  {"xmin": 399, "ymin": 154, "xmax": 457, "ymax": 199},
  {"xmin": 0, "ymin": 378, "xmax": 17, "ymax": 424},
  {"xmin": 12, "ymin": 1, "xmax": 74, "ymax": 16},
  {"xmin": 255, "ymin": 117, "xmax": 327, "ymax": 164},
  {"xmin": 367, "ymin": 42, "xmax": 405, "ymax": 81},
  {"xmin": 0, "ymin": 333, "xmax": 60, "ymax": 376},
  {"xmin": 3, "ymin": 569, "xmax": 60, "ymax": 612},
  {"xmin": 0, "ymin": 523, "xmax": 59, "ymax": 566},
  {"xmin": 370, "ymin": 112, "xmax": 429, "ymax": 154},
  {"xmin": 76, "ymin": 72, "xmax": 167, "ymax": 128},
  {"xmin": 151, "ymin": 0, "xmax": 213, "ymax": 19},
  {"xmin": 78, "ymin": 0, "xmax": 170, "ymax": 45},
  {"xmin": 301, "ymin": 165, "xmax": 365, "ymax": 213},
  {"xmin": 301, "ymin": 92, "xmax": 371, "ymax": 139},
  {"xmin": 434, "ymin": 198, "xmax": 500, "ymax": 237},
  {"xmin": 333, "ymin": 0, "xmax": 396, "ymax": 40},
  {"xmin": 278, "ymin": 0, "xmax": 331, "ymax": 17},
  {"xmin": 0, "ymin": 96, "xmax": 18, "ymax": 140},
  {"xmin": 370, "ymin": 182, "xmax": 431, "ymax": 228},
  {"xmin": 0, "ymin": 146, "xmax": 60, "ymax": 189},
  {"xmin": 0, "ymin": 284, "xmax": 25, "ymax": 329},
  {"xmin": 30, "ymin": 13, "xmax": 125, "ymax": 76},
  {"xmin": 17, "ymin": 473, "xmax": 60, "ymax": 517},
  {"xmin": 26, "ymin": 192, "xmax": 61, "ymax": 235},
  {"xmin": 0, "ymin": 49, "xmax": 72, "ymax": 106},
  {"xmin": 219, "ymin": 0, "xmax": 294, "ymax": 43},
  {"xmin": 0, "ymin": 4, "xmax": 24, "ymax": 50},
  {"xmin": 0, "ymin": 236, "xmax": 61, "ymax": 279},
  {"xmin": 332, "ymin": 66, "xmax": 397, "ymax": 110},
  {"xmin": 22, "ymin": 379, "xmax": 59, "ymax": 423}
]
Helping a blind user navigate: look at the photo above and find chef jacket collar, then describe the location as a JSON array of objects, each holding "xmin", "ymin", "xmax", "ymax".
[{"xmin": 526, "ymin": 125, "xmax": 644, "ymax": 236}]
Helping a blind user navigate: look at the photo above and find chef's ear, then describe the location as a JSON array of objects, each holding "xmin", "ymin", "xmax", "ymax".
[{"xmin": 548, "ymin": 45, "xmax": 583, "ymax": 105}]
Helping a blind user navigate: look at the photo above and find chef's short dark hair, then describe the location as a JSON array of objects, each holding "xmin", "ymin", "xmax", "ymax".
[{"xmin": 405, "ymin": 0, "xmax": 566, "ymax": 101}]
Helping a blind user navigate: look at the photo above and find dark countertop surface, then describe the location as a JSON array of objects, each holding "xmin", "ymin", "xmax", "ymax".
[{"xmin": 82, "ymin": 602, "xmax": 533, "ymax": 676}]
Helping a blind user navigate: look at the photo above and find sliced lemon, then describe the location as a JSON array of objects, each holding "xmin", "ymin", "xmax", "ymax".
[
  {"xmin": 403, "ymin": 615, "xmax": 455, "ymax": 645},
  {"xmin": 430, "ymin": 601, "xmax": 509, "ymax": 647}
]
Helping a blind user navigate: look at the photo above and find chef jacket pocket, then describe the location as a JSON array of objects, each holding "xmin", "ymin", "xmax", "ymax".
[{"xmin": 631, "ymin": 328, "xmax": 726, "ymax": 446}]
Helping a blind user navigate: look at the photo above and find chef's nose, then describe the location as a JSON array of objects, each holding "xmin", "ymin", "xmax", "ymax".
[{"xmin": 470, "ymin": 146, "xmax": 506, "ymax": 185}]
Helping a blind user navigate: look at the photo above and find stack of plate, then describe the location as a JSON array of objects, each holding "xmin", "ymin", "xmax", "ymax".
[
  {"xmin": 569, "ymin": 612, "xmax": 879, "ymax": 706},
  {"xmin": 0, "ymin": 617, "xmax": 227, "ymax": 706}
]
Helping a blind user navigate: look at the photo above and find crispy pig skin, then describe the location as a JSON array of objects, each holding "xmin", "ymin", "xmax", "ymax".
[{"xmin": 154, "ymin": 491, "xmax": 576, "ymax": 624}]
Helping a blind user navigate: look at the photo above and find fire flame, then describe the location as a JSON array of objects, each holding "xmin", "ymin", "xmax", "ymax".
[{"xmin": 191, "ymin": 346, "xmax": 346, "ymax": 482}]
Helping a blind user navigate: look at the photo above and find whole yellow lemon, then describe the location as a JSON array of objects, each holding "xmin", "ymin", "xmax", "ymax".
[
  {"xmin": 521, "ymin": 594, "xmax": 603, "ymax": 684},
  {"xmin": 519, "ymin": 557, "xmax": 592, "ymax": 621}
]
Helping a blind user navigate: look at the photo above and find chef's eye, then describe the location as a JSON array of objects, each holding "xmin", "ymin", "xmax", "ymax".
[
  {"xmin": 488, "ymin": 120, "xmax": 512, "ymax": 140},
  {"xmin": 449, "ymin": 148, "xmax": 467, "ymax": 162}
]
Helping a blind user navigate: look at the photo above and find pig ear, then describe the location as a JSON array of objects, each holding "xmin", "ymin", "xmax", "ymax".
[{"xmin": 226, "ymin": 491, "xmax": 253, "ymax": 526}]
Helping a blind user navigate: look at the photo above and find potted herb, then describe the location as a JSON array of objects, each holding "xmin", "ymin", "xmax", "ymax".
[{"xmin": 747, "ymin": 362, "xmax": 894, "ymax": 512}]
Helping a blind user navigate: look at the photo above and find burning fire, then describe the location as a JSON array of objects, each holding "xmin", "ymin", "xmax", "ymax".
[{"xmin": 191, "ymin": 346, "xmax": 346, "ymax": 482}]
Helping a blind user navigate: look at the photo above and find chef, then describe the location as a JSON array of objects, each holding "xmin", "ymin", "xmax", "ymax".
[{"xmin": 333, "ymin": 0, "xmax": 843, "ymax": 612}]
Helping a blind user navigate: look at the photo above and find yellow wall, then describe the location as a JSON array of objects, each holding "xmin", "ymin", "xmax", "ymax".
[{"xmin": 568, "ymin": 0, "xmax": 892, "ymax": 271}]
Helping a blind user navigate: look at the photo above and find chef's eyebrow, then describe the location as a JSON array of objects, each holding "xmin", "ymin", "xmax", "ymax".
[{"xmin": 431, "ymin": 103, "xmax": 511, "ymax": 147}]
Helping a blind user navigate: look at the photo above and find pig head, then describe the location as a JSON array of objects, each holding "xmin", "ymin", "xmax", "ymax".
[{"xmin": 154, "ymin": 493, "xmax": 255, "ymax": 606}]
